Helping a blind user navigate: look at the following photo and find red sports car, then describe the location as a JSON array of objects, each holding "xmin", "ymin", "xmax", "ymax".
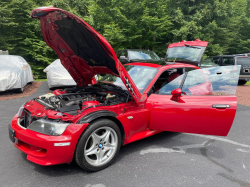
[{"xmin": 9, "ymin": 7, "xmax": 241, "ymax": 171}]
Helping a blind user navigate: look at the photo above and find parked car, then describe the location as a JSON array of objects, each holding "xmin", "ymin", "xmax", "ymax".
[
  {"xmin": 233, "ymin": 53, "xmax": 250, "ymax": 57},
  {"xmin": 44, "ymin": 59, "xmax": 77, "ymax": 89},
  {"xmin": 116, "ymin": 49, "xmax": 165, "ymax": 64},
  {"xmin": 0, "ymin": 55, "xmax": 33, "ymax": 92},
  {"xmin": 199, "ymin": 59, "xmax": 219, "ymax": 68},
  {"xmin": 164, "ymin": 40, "xmax": 245, "ymax": 89},
  {"xmin": 208, "ymin": 55, "xmax": 250, "ymax": 85},
  {"xmin": 9, "ymin": 7, "xmax": 240, "ymax": 172},
  {"xmin": 165, "ymin": 39, "xmax": 208, "ymax": 66}
]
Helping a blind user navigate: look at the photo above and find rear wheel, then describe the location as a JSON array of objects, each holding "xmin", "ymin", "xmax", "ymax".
[
  {"xmin": 238, "ymin": 80, "xmax": 247, "ymax": 85},
  {"xmin": 75, "ymin": 119, "xmax": 121, "ymax": 171}
]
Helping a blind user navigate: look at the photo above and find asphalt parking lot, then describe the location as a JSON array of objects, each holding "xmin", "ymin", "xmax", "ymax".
[{"xmin": 0, "ymin": 82, "xmax": 250, "ymax": 187}]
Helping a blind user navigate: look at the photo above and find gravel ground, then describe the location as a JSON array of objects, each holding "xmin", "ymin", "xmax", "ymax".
[
  {"xmin": 0, "ymin": 81, "xmax": 42, "ymax": 101},
  {"xmin": 236, "ymin": 85, "xmax": 250, "ymax": 107}
]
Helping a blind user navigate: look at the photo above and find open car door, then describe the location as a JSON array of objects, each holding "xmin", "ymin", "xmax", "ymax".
[
  {"xmin": 30, "ymin": 7, "xmax": 142, "ymax": 104},
  {"xmin": 147, "ymin": 65, "xmax": 240, "ymax": 136}
]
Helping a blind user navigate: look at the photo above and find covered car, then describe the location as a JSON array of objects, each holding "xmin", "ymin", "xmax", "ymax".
[
  {"xmin": 9, "ymin": 7, "xmax": 240, "ymax": 172},
  {"xmin": 44, "ymin": 59, "xmax": 76, "ymax": 88},
  {"xmin": 0, "ymin": 55, "xmax": 33, "ymax": 92}
]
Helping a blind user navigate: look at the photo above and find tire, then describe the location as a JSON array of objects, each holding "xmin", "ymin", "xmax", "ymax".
[
  {"xmin": 15, "ymin": 87, "xmax": 24, "ymax": 93},
  {"xmin": 75, "ymin": 119, "xmax": 121, "ymax": 171},
  {"xmin": 238, "ymin": 80, "xmax": 247, "ymax": 85}
]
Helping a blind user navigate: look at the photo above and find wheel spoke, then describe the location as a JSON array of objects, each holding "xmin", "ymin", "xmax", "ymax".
[
  {"xmin": 105, "ymin": 142, "xmax": 115, "ymax": 151},
  {"xmin": 86, "ymin": 145, "xmax": 98, "ymax": 156},
  {"xmin": 102, "ymin": 129, "xmax": 111, "ymax": 142},
  {"xmin": 96, "ymin": 149, "xmax": 105, "ymax": 163},
  {"xmin": 91, "ymin": 132, "xmax": 101, "ymax": 144}
]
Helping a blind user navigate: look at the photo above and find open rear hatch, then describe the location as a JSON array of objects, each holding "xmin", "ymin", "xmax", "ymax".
[
  {"xmin": 166, "ymin": 39, "xmax": 209, "ymax": 66},
  {"xmin": 31, "ymin": 7, "xmax": 142, "ymax": 104}
]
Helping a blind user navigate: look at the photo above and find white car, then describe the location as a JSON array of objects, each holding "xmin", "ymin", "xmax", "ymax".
[
  {"xmin": 0, "ymin": 55, "xmax": 33, "ymax": 92},
  {"xmin": 43, "ymin": 59, "xmax": 76, "ymax": 89}
]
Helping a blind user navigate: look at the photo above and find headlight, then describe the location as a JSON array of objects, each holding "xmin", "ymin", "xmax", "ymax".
[
  {"xmin": 17, "ymin": 102, "xmax": 27, "ymax": 118},
  {"xmin": 28, "ymin": 119, "xmax": 70, "ymax": 136}
]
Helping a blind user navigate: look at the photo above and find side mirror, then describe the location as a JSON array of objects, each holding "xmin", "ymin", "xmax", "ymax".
[
  {"xmin": 171, "ymin": 88, "xmax": 182, "ymax": 97},
  {"xmin": 119, "ymin": 56, "xmax": 128, "ymax": 63},
  {"xmin": 171, "ymin": 88, "xmax": 185, "ymax": 102}
]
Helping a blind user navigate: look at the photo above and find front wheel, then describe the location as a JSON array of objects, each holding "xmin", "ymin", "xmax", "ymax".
[{"xmin": 75, "ymin": 119, "xmax": 121, "ymax": 171}]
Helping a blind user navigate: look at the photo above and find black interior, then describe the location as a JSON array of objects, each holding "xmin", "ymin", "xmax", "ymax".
[
  {"xmin": 147, "ymin": 68, "xmax": 185, "ymax": 96},
  {"xmin": 55, "ymin": 17, "xmax": 119, "ymax": 75}
]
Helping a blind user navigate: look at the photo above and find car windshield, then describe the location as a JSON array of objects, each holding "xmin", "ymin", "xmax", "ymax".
[
  {"xmin": 100, "ymin": 65, "xmax": 158, "ymax": 93},
  {"xmin": 167, "ymin": 46, "xmax": 205, "ymax": 62},
  {"xmin": 129, "ymin": 50, "xmax": 161, "ymax": 61},
  {"xmin": 237, "ymin": 57, "xmax": 250, "ymax": 65}
]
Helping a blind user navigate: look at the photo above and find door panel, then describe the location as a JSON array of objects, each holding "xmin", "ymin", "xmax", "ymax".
[
  {"xmin": 147, "ymin": 94, "xmax": 237, "ymax": 136},
  {"xmin": 147, "ymin": 66, "xmax": 240, "ymax": 136}
]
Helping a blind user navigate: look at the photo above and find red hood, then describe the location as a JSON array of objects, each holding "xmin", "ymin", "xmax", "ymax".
[
  {"xmin": 166, "ymin": 39, "xmax": 209, "ymax": 66},
  {"xmin": 31, "ymin": 7, "xmax": 142, "ymax": 104}
]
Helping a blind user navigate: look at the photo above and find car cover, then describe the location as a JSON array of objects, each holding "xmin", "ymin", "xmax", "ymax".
[
  {"xmin": 44, "ymin": 59, "xmax": 76, "ymax": 88},
  {"xmin": 0, "ymin": 55, "xmax": 33, "ymax": 91}
]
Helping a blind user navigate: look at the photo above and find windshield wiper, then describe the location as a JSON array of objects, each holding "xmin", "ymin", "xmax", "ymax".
[{"xmin": 184, "ymin": 44, "xmax": 201, "ymax": 49}]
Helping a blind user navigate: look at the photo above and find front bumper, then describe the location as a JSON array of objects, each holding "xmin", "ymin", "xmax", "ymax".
[{"xmin": 10, "ymin": 115, "xmax": 89, "ymax": 166}]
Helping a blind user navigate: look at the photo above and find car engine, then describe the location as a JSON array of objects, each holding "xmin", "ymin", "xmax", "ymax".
[{"xmin": 34, "ymin": 83, "xmax": 131, "ymax": 115}]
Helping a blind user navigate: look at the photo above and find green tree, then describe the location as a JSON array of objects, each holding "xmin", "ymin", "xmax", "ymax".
[
  {"xmin": 0, "ymin": 0, "xmax": 57, "ymax": 78},
  {"xmin": 166, "ymin": 0, "xmax": 249, "ymax": 56},
  {"xmin": 1, "ymin": 0, "xmax": 250, "ymax": 79}
]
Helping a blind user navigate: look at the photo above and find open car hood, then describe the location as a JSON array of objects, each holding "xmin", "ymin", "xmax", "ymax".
[
  {"xmin": 166, "ymin": 39, "xmax": 209, "ymax": 66},
  {"xmin": 31, "ymin": 7, "xmax": 142, "ymax": 104}
]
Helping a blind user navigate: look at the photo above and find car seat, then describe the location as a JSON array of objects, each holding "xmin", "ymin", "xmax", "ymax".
[{"xmin": 161, "ymin": 72, "xmax": 181, "ymax": 88}]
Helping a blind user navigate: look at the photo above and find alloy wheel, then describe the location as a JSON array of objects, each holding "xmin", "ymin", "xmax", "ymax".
[{"xmin": 84, "ymin": 126, "xmax": 118, "ymax": 167}]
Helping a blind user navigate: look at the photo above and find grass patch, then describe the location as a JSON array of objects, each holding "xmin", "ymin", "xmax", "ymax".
[
  {"xmin": 246, "ymin": 80, "xmax": 250, "ymax": 85},
  {"xmin": 34, "ymin": 79, "xmax": 47, "ymax": 82}
]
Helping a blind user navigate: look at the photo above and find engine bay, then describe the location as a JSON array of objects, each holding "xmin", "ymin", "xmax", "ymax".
[{"xmin": 34, "ymin": 83, "xmax": 131, "ymax": 115}]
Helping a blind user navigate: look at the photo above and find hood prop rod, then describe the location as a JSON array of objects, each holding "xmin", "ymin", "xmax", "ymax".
[{"xmin": 122, "ymin": 93, "xmax": 130, "ymax": 114}]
